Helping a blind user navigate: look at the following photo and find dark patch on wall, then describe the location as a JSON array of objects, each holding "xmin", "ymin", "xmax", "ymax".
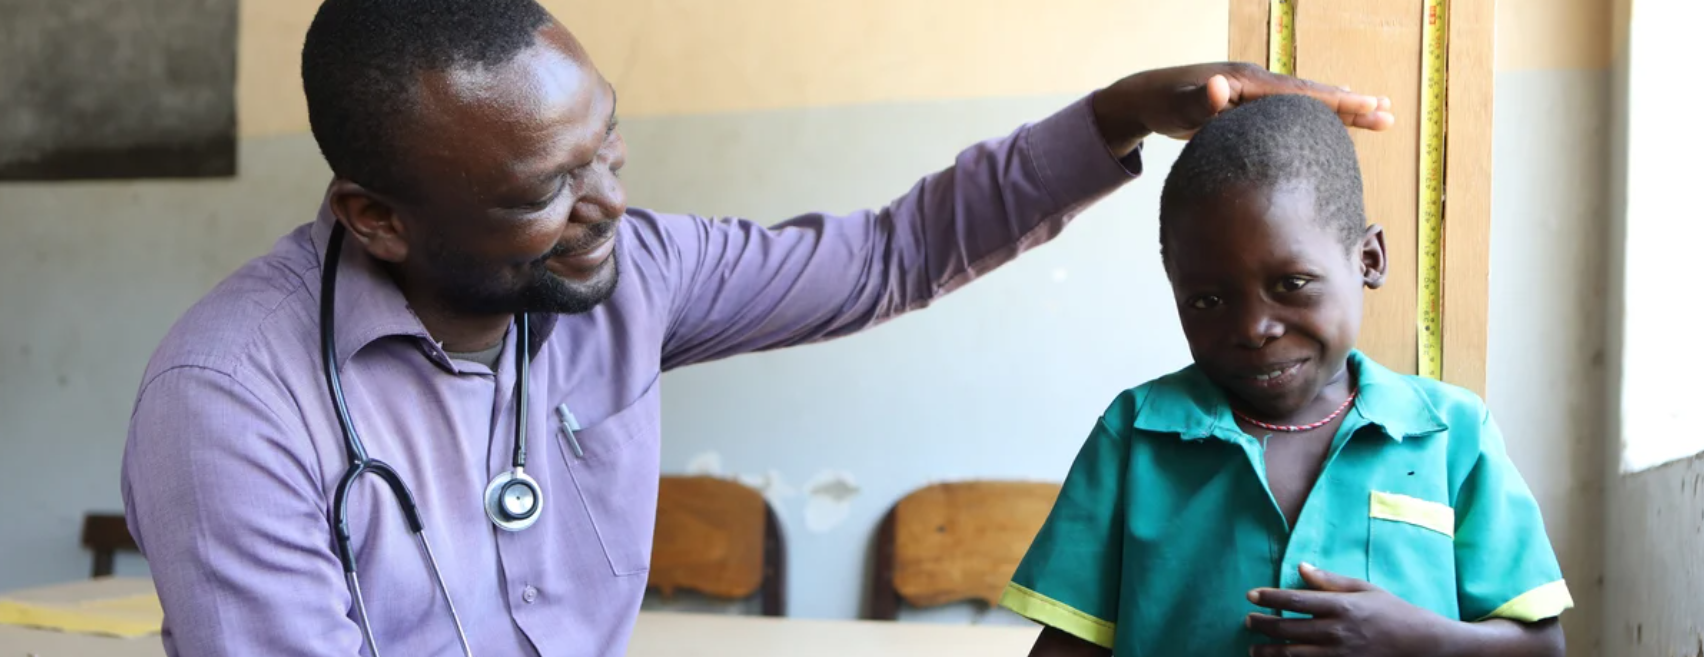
[{"xmin": 0, "ymin": 0, "xmax": 238, "ymax": 181}]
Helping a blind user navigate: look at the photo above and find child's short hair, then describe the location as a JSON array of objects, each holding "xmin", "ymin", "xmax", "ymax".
[{"xmin": 1158, "ymin": 94, "xmax": 1367, "ymax": 261}]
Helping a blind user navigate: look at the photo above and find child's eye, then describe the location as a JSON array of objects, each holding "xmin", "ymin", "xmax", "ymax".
[
  {"xmin": 1188, "ymin": 295, "xmax": 1222, "ymax": 310},
  {"xmin": 1276, "ymin": 276, "xmax": 1311, "ymax": 292}
]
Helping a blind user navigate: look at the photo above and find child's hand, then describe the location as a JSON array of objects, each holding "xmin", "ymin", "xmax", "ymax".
[{"xmin": 1243, "ymin": 563, "xmax": 1448, "ymax": 657}]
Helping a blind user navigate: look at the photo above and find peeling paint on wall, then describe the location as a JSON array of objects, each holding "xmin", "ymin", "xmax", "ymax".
[
  {"xmin": 804, "ymin": 470, "xmax": 861, "ymax": 533},
  {"xmin": 681, "ymin": 452, "xmax": 799, "ymax": 505},
  {"xmin": 684, "ymin": 451, "xmax": 723, "ymax": 476},
  {"xmin": 736, "ymin": 470, "xmax": 798, "ymax": 503}
]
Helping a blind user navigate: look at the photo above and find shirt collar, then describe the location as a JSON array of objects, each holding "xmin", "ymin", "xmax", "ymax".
[
  {"xmin": 307, "ymin": 190, "xmax": 556, "ymax": 370},
  {"xmin": 1131, "ymin": 350, "xmax": 1448, "ymax": 442}
]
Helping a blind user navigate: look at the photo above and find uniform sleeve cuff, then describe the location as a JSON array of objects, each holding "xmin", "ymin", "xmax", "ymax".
[
  {"xmin": 1477, "ymin": 580, "xmax": 1575, "ymax": 623},
  {"xmin": 1019, "ymin": 93, "xmax": 1143, "ymax": 212},
  {"xmin": 998, "ymin": 582, "xmax": 1116, "ymax": 649}
]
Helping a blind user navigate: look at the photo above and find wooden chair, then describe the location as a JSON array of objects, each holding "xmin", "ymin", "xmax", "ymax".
[
  {"xmin": 866, "ymin": 480, "xmax": 1061, "ymax": 620},
  {"xmin": 647, "ymin": 476, "xmax": 786, "ymax": 616},
  {"xmin": 81, "ymin": 513, "xmax": 139, "ymax": 578}
]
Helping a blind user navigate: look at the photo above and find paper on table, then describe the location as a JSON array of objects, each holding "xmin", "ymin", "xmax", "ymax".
[{"xmin": 0, "ymin": 593, "xmax": 163, "ymax": 639}]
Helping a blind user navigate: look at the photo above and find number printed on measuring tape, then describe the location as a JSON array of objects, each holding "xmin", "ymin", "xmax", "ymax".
[{"xmin": 1268, "ymin": 0, "xmax": 1295, "ymax": 76}]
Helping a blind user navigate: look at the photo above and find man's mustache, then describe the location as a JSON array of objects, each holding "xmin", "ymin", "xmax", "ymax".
[{"xmin": 542, "ymin": 220, "xmax": 618, "ymax": 260}]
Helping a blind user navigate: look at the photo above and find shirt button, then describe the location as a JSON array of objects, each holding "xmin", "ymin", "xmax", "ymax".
[{"xmin": 522, "ymin": 586, "xmax": 538, "ymax": 603}]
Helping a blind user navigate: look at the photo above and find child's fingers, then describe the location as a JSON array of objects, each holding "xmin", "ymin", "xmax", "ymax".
[
  {"xmin": 1245, "ymin": 588, "xmax": 1347, "ymax": 616},
  {"xmin": 1249, "ymin": 643, "xmax": 1339, "ymax": 657},
  {"xmin": 1244, "ymin": 613, "xmax": 1338, "ymax": 644},
  {"xmin": 1297, "ymin": 562, "xmax": 1378, "ymax": 593}
]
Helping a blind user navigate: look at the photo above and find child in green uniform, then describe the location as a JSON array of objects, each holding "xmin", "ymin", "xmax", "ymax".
[{"xmin": 1000, "ymin": 94, "xmax": 1571, "ymax": 656}]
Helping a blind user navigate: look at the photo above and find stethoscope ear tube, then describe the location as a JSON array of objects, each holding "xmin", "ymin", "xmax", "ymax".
[
  {"xmin": 319, "ymin": 220, "xmax": 475, "ymax": 656},
  {"xmin": 321, "ymin": 223, "xmax": 368, "ymax": 465}
]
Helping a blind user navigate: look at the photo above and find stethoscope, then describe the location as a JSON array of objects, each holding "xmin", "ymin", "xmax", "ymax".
[{"xmin": 319, "ymin": 221, "xmax": 544, "ymax": 656}]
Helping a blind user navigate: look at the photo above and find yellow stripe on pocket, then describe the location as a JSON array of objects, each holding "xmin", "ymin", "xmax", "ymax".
[{"xmin": 1369, "ymin": 491, "xmax": 1455, "ymax": 538}]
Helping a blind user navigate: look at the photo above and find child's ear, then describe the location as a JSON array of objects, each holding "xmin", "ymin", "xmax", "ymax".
[{"xmin": 1359, "ymin": 224, "xmax": 1387, "ymax": 289}]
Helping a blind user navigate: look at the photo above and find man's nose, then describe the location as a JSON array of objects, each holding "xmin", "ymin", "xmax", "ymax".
[{"xmin": 574, "ymin": 171, "xmax": 627, "ymax": 223}]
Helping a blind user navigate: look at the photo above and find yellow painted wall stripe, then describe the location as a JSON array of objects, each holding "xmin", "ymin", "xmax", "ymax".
[
  {"xmin": 236, "ymin": 0, "xmax": 1224, "ymax": 137},
  {"xmin": 1496, "ymin": 0, "xmax": 1612, "ymax": 71},
  {"xmin": 1369, "ymin": 491, "xmax": 1455, "ymax": 537},
  {"xmin": 1480, "ymin": 580, "xmax": 1575, "ymax": 623},
  {"xmin": 237, "ymin": 0, "xmax": 1607, "ymax": 138},
  {"xmin": 999, "ymin": 582, "xmax": 1116, "ymax": 649}
]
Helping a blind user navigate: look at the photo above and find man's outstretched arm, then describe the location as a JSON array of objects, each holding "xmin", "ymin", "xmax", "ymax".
[{"xmin": 654, "ymin": 62, "xmax": 1393, "ymax": 369}]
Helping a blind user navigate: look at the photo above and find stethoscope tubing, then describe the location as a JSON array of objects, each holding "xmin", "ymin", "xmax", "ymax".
[{"xmin": 319, "ymin": 222, "xmax": 477, "ymax": 657}]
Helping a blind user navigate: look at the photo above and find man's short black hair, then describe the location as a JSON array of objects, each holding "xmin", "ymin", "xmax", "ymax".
[
  {"xmin": 1158, "ymin": 94, "xmax": 1366, "ymax": 261},
  {"xmin": 301, "ymin": 0, "xmax": 555, "ymax": 199}
]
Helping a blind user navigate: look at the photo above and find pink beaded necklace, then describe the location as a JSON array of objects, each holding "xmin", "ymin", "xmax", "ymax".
[{"xmin": 1234, "ymin": 391, "xmax": 1358, "ymax": 433}]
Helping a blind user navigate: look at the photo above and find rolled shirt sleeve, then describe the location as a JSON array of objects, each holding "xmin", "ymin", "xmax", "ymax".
[
  {"xmin": 999, "ymin": 395, "xmax": 1135, "ymax": 649},
  {"xmin": 1452, "ymin": 409, "xmax": 1574, "ymax": 623}
]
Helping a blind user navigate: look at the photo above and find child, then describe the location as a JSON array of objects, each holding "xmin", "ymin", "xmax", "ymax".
[{"xmin": 999, "ymin": 94, "xmax": 1571, "ymax": 656}]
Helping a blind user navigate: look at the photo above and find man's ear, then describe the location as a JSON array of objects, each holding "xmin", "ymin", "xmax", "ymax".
[
  {"xmin": 1359, "ymin": 224, "xmax": 1388, "ymax": 289},
  {"xmin": 327, "ymin": 179, "xmax": 410, "ymax": 264}
]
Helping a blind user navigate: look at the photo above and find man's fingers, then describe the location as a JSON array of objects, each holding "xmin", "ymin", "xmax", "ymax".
[
  {"xmin": 1339, "ymin": 97, "xmax": 1396, "ymax": 130},
  {"xmin": 1226, "ymin": 66, "xmax": 1394, "ymax": 131},
  {"xmin": 1283, "ymin": 73, "xmax": 1382, "ymax": 114},
  {"xmin": 1342, "ymin": 110, "xmax": 1397, "ymax": 131},
  {"xmin": 1205, "ymin": 74, "xmax": 1234, "ymax": 115},
  {"xmin": 1245, "ymin": 613, "xmax": 1341, "ymax": 644}
]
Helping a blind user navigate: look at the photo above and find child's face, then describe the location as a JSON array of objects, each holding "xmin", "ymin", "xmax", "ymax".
[{"xmin": 1163, "ymin": 181, "xmax": 1386, "ymax": 419}]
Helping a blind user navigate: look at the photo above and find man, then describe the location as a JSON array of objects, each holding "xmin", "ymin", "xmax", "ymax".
[{"xmin": 120, "ymin": 0, "xmax": 1394, "ymax": 655}]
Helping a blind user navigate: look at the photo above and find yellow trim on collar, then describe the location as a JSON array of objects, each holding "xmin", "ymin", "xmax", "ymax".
[
  {"xmin": 1369, "ymin": 491, "xmax": 1455, "ymax": 537},
  {"xmin": 1480, "ymin": 580, "xmax": 1574, "ymax": 622},
  {"xmin": 999, "ymin": 582, "xmax": 1116, "ymax": 649}
]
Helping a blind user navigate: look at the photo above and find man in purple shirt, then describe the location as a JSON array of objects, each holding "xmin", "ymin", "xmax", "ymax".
[{"xmin": 120, "ymin": 0, "xmax": 1393, "ymax": 655}]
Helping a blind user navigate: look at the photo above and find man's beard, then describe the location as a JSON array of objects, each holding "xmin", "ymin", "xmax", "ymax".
[{"xmin": 428, "ymin": 227, "xmax": 621, "ymax": 317}]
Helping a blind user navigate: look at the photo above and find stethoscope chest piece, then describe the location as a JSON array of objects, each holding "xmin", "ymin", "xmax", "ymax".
[{"xmin": 484, "ymin": 468, "xmax": 543, "ymax": 532}]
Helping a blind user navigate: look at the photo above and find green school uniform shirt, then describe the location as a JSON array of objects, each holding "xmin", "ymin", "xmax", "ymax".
[{"xmin": 1000, "ymin": 351, "xmax": 1572, "ymax": 655}]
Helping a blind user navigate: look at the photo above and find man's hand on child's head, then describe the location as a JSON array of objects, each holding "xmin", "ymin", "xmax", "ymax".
[
  {"xmin": 1090, "ymin": 62, "xmax": 1398, "ymax": 155},
  {"xmin": 1242, "ymin": 563, "xmax": 1447, "ymax": 657}
]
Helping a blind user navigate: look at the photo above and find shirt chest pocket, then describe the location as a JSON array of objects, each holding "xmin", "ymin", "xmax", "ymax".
[
  {"xmin": 1367, "ymin": 491, "xmax": 1460, "ymax": 617},
  {"xmin": 557, "ymin": 378, "xmax": 662, "ymax": 578}
]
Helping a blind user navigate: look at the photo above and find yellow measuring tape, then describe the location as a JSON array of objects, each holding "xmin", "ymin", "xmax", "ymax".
[
  {"xmin": 1265, "ymin": 0, "xmax": 1448, "ymax": 380},
  {"xmin": 1415, "ymin": 0, "xmax": 1448, "ymax": 380},
  {"xmin": 1267, "ymin": 0, "xmax": 1295, "ymax": 75}
]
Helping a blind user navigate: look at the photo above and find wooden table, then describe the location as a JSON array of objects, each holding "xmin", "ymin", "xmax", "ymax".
[{"xmin": 0, "ymin": 578, "xmax": 1041, "ymax": 656}]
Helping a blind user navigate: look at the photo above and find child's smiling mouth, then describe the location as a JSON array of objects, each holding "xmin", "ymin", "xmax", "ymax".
[{"xmin": 1237, "ymin": 359, "xmax": 1307, "ymax": 391}]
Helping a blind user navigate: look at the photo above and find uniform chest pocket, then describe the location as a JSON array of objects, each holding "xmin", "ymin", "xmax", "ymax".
[
  {"xmin": 559, "ymin": 378, "xmax": 662, "ymax": 577},
  {"xmin": 1367, "ymin": 491, "xmax": 1459, "ymax": 617}
]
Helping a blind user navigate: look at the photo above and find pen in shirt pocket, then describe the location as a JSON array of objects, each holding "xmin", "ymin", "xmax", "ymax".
[{"xmin": 557, "ymin": 404, "xmax": 584, "ymax": 458}]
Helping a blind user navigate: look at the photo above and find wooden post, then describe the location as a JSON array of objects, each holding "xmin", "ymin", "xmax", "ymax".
[{"xmin": 1228, "ymin": 0, "xmax": 1495, "ymax": 397}]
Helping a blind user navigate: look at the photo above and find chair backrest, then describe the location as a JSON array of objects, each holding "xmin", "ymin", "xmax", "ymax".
[
  {"xmin": 81, "ymin": 513, "xmax": 139, "ymax": 578},
  {"xmin": 866, "ymin": 480, "xmax": 1061, "ymax": 620},
  {"xmin": 647, "ymin": 476, "xmax": 786, "ymax": 616}
]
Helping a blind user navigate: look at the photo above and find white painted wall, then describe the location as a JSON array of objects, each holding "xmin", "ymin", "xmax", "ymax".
[{"xmin": 1486, "ymin": 69, "xmax": 1610, "ymax": 655}]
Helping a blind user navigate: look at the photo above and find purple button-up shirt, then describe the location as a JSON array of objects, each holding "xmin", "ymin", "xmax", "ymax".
[{"xmin": 121, "ymin": 95, "xmax": 1141, "ymax": 656}]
